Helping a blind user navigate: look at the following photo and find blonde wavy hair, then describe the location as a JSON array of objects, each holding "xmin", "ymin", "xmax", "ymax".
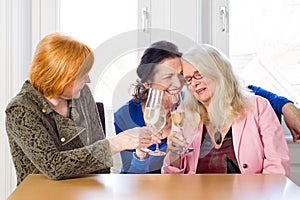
[
  {"xmin": 29, "ymin": 32, "xmax": 94, "ymax": 98},
  {"xmin": 182, "ymin": 44, "xmax": 245, "ymax": 132}
]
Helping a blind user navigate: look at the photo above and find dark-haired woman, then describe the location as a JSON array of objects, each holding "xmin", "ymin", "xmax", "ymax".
[{"xmin": 114, "ymin": 40, "xmax": 184, "ymax": 173}]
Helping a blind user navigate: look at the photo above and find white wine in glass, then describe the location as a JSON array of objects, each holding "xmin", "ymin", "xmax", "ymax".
[
  {"xmin": 169, "ymin": 92, "xmax": 193, "ymax": 154},
  {"xmin": 143, "ymin": 88, "xmax": 167, "ymax": 156},
  {"xmin": 171, "ymin": 110, "xmax": 185, "ymax": 127},
  {"xmin": 144, "ymin": 107, "xmax": 166, "ymax": 133}
]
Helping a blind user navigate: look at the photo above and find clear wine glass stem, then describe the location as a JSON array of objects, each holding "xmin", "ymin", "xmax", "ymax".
[{"xmin": 154, "ymin": 144, "xmax": 159, "ymax": 152}]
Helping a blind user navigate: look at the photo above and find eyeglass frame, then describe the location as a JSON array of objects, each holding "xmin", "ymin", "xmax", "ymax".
[{"xmin": 184, "ymin": 71, "xmax": 204, "ymax": 85}]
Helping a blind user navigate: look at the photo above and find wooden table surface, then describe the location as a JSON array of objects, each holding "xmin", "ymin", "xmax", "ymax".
[{"xmin": 7, "ymin": 174, "xmax": 300, "ymax": 200}]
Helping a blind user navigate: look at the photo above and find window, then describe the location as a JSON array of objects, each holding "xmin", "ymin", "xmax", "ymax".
[
  {"xmin": 59, "ymin": 0, "xmax": 139, "ymax": 109},
  {"xmin": 229, "ymin": 0, "xmax": 300, "ymax": 107},
  {"xmin": 60, "ymin": 0, "xmax": 138, "ymax": 49}
]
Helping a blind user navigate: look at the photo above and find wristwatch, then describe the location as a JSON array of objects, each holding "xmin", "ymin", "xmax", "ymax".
[{"xmin": 133, "ymin": 151, "xmax": 149, "ymax": 161}]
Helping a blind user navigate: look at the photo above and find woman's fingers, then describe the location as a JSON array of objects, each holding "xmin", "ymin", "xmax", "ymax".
[
  {"xmin": 168, "ymin": 131, "xmax": 188, "ymax": 153},
  {"xmin": 151, "ymin": 134, "xmax": 162, "ymax": 144}
]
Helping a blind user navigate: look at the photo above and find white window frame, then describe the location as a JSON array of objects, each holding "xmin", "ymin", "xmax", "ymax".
[
  {"xmin": 202, "ymin": 0, "xmax": 229, "ymax": 55},
  {"xmin": 1, "ymin": 0, "xmax": 59, "ymax": 198},
  {"xmin": 32, "ymin": 0, "xmax": 59, "ymax": 51}
]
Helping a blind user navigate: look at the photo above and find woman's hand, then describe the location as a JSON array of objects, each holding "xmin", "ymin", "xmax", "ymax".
[
  {"xmin": 135, "ymin": 148, "xmax": 149, "ymax": 160},
  {"xmin": 108, "ymin": 127, "xmax": 160, "ymax": 155},
  {"xmin": 165, "ymin": 131, "xmax": 188, "ymax": 167},
  {"xmin": 167, "ymin": 131, "xmax": 188, "ymax": 154}
]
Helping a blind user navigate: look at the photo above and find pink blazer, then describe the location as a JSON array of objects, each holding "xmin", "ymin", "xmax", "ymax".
[{"xmin": 162, "ymin": 95, "xmax": 290, "ymax": 176}]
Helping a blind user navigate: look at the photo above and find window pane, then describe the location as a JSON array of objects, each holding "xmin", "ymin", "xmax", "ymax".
[
  {"xmin": 60, "ymin": 0, "xmax": 138, "ymax": 49},
  {"xmin": 59, "ymin": 0, "xmax": 139, "ymax": 109},
  {"xmin": 59, "ymin": 1, "xmax": 139, "ymax": 172},
  {"xmin": 229, "ymin": 0, "xmax": 300, "ymax": 107}
]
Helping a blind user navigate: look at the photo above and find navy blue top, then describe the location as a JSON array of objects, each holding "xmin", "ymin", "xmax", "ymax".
[
  {"xmin": 114, "ymin": 98, "xmax": 167, "ymax": 174},
  {"xmin": 114, "ymin": 85, "xmax": 292, "ymax": 174}
]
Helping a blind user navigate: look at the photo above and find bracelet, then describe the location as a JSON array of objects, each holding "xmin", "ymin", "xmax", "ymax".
[{"xmin": 133, "ymin": 152, "xmax": 149, "ymax": 161}]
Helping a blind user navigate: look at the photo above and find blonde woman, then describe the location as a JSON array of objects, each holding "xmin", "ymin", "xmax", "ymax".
[{"xmin": 163, "ymin": 44, "xmax": 290, "ymax": 175}]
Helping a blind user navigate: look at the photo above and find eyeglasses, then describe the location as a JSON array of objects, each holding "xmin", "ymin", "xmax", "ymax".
[{"xmin": 184, "ymin": 71, "xmax": 204, "ymax": 85}]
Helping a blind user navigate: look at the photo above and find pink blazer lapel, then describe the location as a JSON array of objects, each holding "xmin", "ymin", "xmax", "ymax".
[{"xmin": 232, "ymin": 114, "xmax": 247, "ymax": 160}]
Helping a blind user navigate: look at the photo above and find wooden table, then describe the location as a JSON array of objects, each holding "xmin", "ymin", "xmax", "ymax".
[{"xmin": 7, "ymin": 174, "xmax": 300, "ymax": 200}]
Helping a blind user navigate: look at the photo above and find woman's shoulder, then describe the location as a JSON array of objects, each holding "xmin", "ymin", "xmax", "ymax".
[
  {"xmin": 243, "ymin": 93, "xmax": 273, "ymax": 115},
  {"xmin": 114, "ymin": 98, "xmax": 141, "ymax": 116},
  {"xmin": 114, "ymin": 98, "xmax": 144, "ymax": 129},
  {"xmin": 244, "ymin": 92, "xmax": 270, "ymax": 105},
  {"xmin": 6, "ymin": 81, "xmax": 46, "ymax": 112}
]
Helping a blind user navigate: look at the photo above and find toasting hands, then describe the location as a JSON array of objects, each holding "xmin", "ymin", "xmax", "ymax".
[{"xmin": 108, "ymin": 127, "xmax": 161, "ymax": 155}]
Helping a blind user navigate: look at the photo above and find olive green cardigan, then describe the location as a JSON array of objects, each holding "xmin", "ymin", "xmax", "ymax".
[{"xmin": 6, "ymin": 81, "xmax": 112, "ymax": 185}]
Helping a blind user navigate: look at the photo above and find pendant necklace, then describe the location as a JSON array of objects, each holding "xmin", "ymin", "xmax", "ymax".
[{"xmin": 214, "ymin": 130, "xmax": 222, "ymax": 145}]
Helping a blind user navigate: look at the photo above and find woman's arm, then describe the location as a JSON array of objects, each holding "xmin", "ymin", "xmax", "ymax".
[
  {"xmin": 248, "ymin": 85, "xmax": 300, "ymax": 142},
  {"xmin": 247, "ymin": 85, "xmax": 292, "ymax": 114},
  {"xmin": 282, "ymin": 102, "xmax": 300, "ymax": 142},
  {"xmin": 113, "ymin": 108, "xmax": 152, "ymax": 173},
  {"xmin": 6, "ymin": 105, "xmax": 113, "ymax": 181}
]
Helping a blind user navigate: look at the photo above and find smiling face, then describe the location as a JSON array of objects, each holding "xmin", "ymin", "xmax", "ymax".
[
  {"xmin": 150, "ymin": 57, "xmax": 184, "ymax": 94},
  {"xmin": 143, "ymin": 57, "xmax": 184, "ymax": 133},
  {"xmin": 182, "ymin": 60, "xmax": 215, "ymax": 108}
]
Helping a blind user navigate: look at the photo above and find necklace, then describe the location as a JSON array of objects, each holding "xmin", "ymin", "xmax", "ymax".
[
  {"xmin": 205, "ymin": 124, "xmax": 230, "ymax": 146},
  {"xmin": 214, "ymin": 130, "xmax": 222, "ymax": 145}
]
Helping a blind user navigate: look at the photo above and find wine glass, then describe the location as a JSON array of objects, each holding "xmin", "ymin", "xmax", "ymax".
[
  {"xmin": 143, "ymin": 88, "xmax": 167, "ymax": 156},
  {"xmin": 169, "ymin": 92, "xmax": 194, "ymax": 154}
]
